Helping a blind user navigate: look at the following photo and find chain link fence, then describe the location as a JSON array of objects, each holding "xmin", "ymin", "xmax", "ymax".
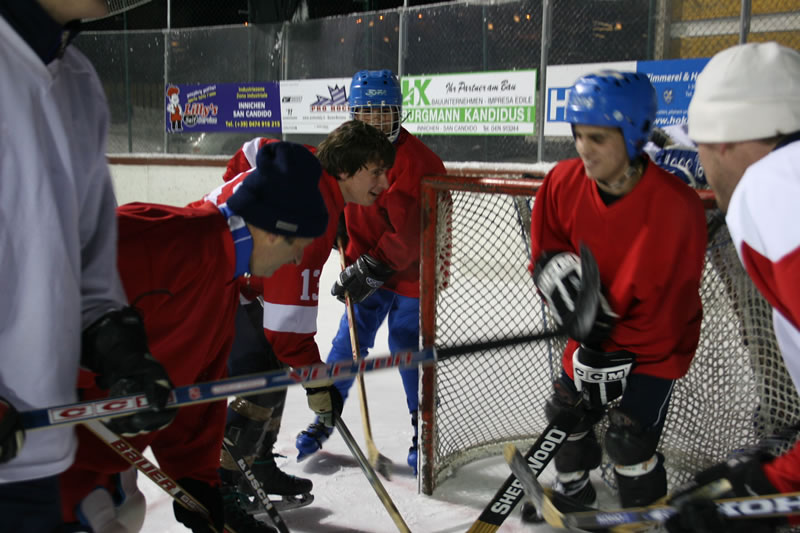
[{"xmin": 73, "ymin": 0, "xmax": 800, "ymax": 158}]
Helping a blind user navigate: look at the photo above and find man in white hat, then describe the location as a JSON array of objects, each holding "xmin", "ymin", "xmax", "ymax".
[{"xmin": 666, "ymin": 41, "xmax": 800, "ymax": 533}]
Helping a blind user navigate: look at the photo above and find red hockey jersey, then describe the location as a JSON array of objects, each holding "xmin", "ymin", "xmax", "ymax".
[
  {"xmin": 61, "ymin": 202, "xmax": 238, "ymax": 521},
  {"xmin": 203, "ymin": 138, "xmax": 345, "ymax": 367},
  {"xmin": 530, "ymin": 157, "xmax": 707, "ymax": 380},
  {"xmin": 343, "ymin": 128, "xmax": 446, "ymax": 297}
]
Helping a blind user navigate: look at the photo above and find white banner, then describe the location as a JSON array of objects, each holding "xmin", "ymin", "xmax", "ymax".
[
  {"xmin": 401, "ymin": 70, "xmax": 537, "ymax": 136},
  {"xmin": 279, "ymin": 78, "xmax": 351, "ymax": 133}
]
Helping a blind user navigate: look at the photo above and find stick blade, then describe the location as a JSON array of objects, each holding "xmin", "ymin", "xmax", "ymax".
[
  {"xmin": 368, "ymin": 444, "xmax": 394, "ymax": 481},
  {"xmin": 503, "ymin": 443, "xmax": 579, "ymax": 530}
]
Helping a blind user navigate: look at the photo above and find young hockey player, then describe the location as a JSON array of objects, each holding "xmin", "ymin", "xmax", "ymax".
[
  {"xmin": 295, "ymin": 70, "xmax": 447, "ymax": 475},
  {"xmin": 0, "ymin": 1, "xmax": 173, "ymax": 530},
  {"xmin": 666, "ymin": 42, "xmax": 800, "ymax": 533},
  {"xmin": 58, "ymin": 142, "xmax": 328, "ymax": 533},
  {"xmin": 524, "ymin": 70, "xmax": 707, "ymax": 519},
  {"xmin": 197, "ymin": 120, "xmax": 395, "ymax": 514}
]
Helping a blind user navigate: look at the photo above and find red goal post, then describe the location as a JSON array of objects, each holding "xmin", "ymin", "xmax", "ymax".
[{"xmin": 418, "ymin": 167, "xmax": 797, "ymax": 497}]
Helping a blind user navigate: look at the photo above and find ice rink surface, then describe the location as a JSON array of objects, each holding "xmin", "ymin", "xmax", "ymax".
[{"xmin": 137, "ymin": 251, "xmax": 611, "ymax": 533}]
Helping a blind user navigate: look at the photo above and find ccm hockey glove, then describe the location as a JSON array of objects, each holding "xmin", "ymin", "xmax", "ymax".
[
  {"xmin": 173, "ymin": 477, "xmax": 224, "ymax": 533},
  {"xmin": 0, "ymin": 397, "xmax": 24, "ymax": 463},
  {"xmin": 304, "ymin": 380, "xmax": 344, "ymax": 427},
  {"xmin": 82, "ymin": 307, "xmax": 175, "ymax": 436},
  {"xmin": 665, "ymin": 452, "xmax": 785, "ymax": 533},
  {"xmin": 331, "ymin": 254, "xmax": 394, "ymax": 304},
  {"xmin": 533, "ymin": 246, "xmax": 617, "ymax": 346},
  {"xmin": 571, "ymin": 345, "xmax": 635, "ymax": 408}
]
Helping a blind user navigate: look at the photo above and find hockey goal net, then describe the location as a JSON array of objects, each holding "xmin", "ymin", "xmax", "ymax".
[{"xmin": 418, "ymin": 169, "xmax": 800, "ymax": 496}]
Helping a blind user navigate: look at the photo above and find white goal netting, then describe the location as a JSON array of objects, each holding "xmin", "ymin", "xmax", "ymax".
[{"xmin": 418, "ymin": 171, "xmax": 800, "ymax": 498}]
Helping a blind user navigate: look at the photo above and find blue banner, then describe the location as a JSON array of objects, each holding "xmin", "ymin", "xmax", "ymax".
[
  {"xmin": 637, "ymin": 58, "xmax": 710, "ymax": 128},
  {"xmin": 165, "ymin": 82, "xmax": 282, "ymax": 133}
]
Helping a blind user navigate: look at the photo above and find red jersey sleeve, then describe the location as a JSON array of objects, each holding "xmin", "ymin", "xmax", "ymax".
[{"xmin": 260, "ymin": 261, "xmax": 325, "ymax": 367}]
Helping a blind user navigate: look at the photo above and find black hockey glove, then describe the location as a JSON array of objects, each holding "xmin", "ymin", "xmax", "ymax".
[
  {"xmin": 571, "ymin": 345, "xmax": 635, "ymax": 409},
  {"xmin": 304, "ymin": 380, "xmax": 344, "ymax": 427},
  {"xmin": 654, "ymin": 145, "xmax": 706, "ymax": 187},
  {"xmin": 665, "ymin": 452, "xmax": 785, "ymax": 533},
  {"xmin": 173, "ymin": 477, "xmax": 224, "ymax": 533},
  {"xmin": 331, "ymin": 254, "xmax": 394, "ymax": 304},
  {"xmin": 533, "ymin": 244, "xmax": 617, "ymax": 346},
  {"xmin": 81, "ymin": 307, "xmax": 176, "ymax": 436},
  {"xmin": 0, "ymin": 397, "xmax": 24, "ymax": 464}
]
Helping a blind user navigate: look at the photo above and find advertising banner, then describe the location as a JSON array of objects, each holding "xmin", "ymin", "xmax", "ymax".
[
  {"xmin": 278, "ymin": 78, "xmax": 352, "ymax": 133},
  {"xmin": 543, "ymin": 58, "xmax": 709, "ymax": 136},
  {"xmin": 165, "ymin": 82, "xmax": 281, "ymax": 133},
  {"xmin": 638, "ymin": 58, "xmax": 710, "ymax": 128},
  {"xmin": 401, "ymin": 70, "xmax": 537, "ymax": 136}
]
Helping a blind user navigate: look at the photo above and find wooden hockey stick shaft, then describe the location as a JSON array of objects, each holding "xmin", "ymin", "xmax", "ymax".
[
  {"xmin": 83, "ymin": 419, "xmax": 235, "ymax": 533},
  {"xmin": 337, "ymin": 237, "xmax": 394, "ymax": 480},
  {"xmin": 334, "ymin": 415, "xmax": 411, "ymax": 533}
]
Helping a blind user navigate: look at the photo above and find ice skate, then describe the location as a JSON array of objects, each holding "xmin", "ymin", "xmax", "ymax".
[
  {"xmin": 295, "ymin": 418, "xmax": 333, "ymax": 461},
  {"xmin": 220, "ymin": 485, "xmax": 278, "ymax": 533},
  {"xmin": 521, "ymin": 470, "xmax": 596, "ymax": 523},
  {"xmin": 407, "ymin": 411, "xmax": 418, "ymax": 476},
  {"xmin": 239, "ymin": 454, "xmax": 315, "ymax": 514}
]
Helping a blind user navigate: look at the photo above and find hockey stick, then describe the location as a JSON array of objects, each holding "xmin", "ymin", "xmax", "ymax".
[
  {"xmin": 505, "ymin": 442, "xmax": 800, "ymax": 531},
  {"xmin": 83, "ymin": 419, "xmax": 236, "ymax": 533},
  {"xmin": 504, "ymin": 441, "xmax": 594, "ymax": 532},
  {"xmin": 20, "ymin": 349, "xmax": 433, "ymax": 431},
  {"xmin": 337, "ymin": 237, "xmax": 393, "ymax": 480},
  {"xmin": 21, "ymin": 330, "xmax": 563, "ymax": 432},
  {"xmin": 334, "ymin": 415, "xmax": 411, "ymax": 533},
  {"xmin": 466, "ymin": 402, "xmax": 583, "ymax": 533},
  {"xmin": 221, "ymin": 438, "xmax": 290, "ymax": 533}
]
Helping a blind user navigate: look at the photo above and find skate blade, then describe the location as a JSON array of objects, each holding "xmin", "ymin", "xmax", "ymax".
[{"xmin": 245, "ymin": 493, "xmax": 315, "ymax": 514}]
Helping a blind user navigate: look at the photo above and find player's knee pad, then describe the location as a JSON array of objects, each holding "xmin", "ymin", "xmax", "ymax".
[
  {"xmin": 604, "ymin": 407, "xmax": 661, "ymax": 465},
  {"xmin": 554, "ymin": 430, "xmax": 602, "ymax": 473},
  {"xmin": 544, "ymin": 378, "xmax": 604, "ymax": 434},
  {"xmin": 614, "ymin": 452, "xmax": 667, "ymax": 507}
]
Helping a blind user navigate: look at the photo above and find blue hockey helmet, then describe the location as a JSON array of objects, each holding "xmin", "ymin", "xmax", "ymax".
[
  {"xmin": 565, "ymin": 70, "xmax": 657, "ymax": 160},
  {"xmin": 349, "ymin": 70, "xmax": 402, "ymax": 143}
]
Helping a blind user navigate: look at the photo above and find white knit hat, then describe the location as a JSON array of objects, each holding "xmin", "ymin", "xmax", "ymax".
[{"xmin": 688, "ymin": 42, "xmax": 800, "ymax": 143}]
